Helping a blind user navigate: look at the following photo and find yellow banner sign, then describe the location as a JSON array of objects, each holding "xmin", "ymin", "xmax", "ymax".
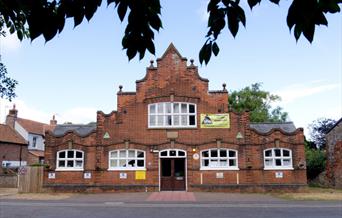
[
  {"xmin": 135, "ymin": 170, "xmax": 146, "ymax": 180},
  {"xmin": 200, "ymin": 114, "xmax": 230, "ymax": 128}
]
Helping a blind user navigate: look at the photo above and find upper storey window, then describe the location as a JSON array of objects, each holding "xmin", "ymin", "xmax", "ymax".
[{"xmin": 148, "ymin": 102, "xmax": 197, "ymax": 128}]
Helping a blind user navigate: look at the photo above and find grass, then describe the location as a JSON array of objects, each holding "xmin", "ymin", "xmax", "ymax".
[{"xmin": 274, "ymin": 187, "xmax": 342, "ymax": 201}]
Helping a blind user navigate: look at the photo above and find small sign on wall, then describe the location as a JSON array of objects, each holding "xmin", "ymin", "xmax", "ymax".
[
  {"xmin": 48, "ymin": 172, "xmax": 55, "ymax": 179},
  {"xmin": 119, "ymin": 172, "xmax": 127, "ymax": 179},
  {"xmin": 193, "ymin": 153, "xmax": 199, "ymax": 160},
  {"xmin": 84, "ymin": 172, "xmax": 91, "ymax": 179},
  {"xmin": 216, "ymin": 172, "xmax": 224, "ymax": 179},
  {"xmin": 135, "ymin": 171, "xmax": 146, "ymax": 180},
  {"xmin": 275, "ymin": 172, "xmax": 283, "ymax": 178}
]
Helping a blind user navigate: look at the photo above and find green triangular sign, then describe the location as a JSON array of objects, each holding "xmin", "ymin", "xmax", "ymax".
[{"xmin": 103, "ymin": 132, "xmax": 110, "ymax": 139}]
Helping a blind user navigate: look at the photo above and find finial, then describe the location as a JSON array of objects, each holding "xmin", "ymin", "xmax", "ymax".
[
  {"xmin": 222, "ymin": 83, "xmax": 226, "ymax": 90},
  {"xmin": 13, "ymin": 104, "xmax": 16, "ymax": 110},
  {"xmin": 150, "ymin": 60, "xmax": 154, "ymax": 67},
  {"xmin": 53, "ymin": 115, "xmax": 55, "ymax": 120},
  {"xmin": 119, "ymin": 85, "xmax": 123, "ymax": 92},
  {"xmin": 190, "ymin": 59, "xmax": 194, "ymax": 66}
]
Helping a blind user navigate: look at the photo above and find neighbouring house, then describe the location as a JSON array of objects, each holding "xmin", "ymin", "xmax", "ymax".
[
  {"xmin": 326, "ymin": 117, "xmax": 342, "ymax": 188},
  {"xmin": 44, "ymin": 44, "xmax": 307, "ymax": 192},
  {"xmin": 0, "ymin": 124, "xmax": 28, "ymax": 174},
  {"xmin": 5, "ymin": 105, "xmax": 57, "ymax": 165}
]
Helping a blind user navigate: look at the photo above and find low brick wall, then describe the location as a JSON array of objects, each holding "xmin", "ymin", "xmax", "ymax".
[{"xmin": 0, "ymin": 175, "xmax": 18, "ymax": 188}]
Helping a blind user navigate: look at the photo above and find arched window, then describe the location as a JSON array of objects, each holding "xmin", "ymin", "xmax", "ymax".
[
  {"xmin": 264, "ymin": 148, "xmax": 293, "ymax": 170},
  {"xmin": 159, "ymin": 149, "xmax": 186, "ymax": 158},
  {"xmin": 200, "ymin": 148, "xmax": 238, "ymax": 170},
  {"xmin": 148, "ymin": 102, "xmax": 196, "ymax": 128},
  {"xmin": 56, "ymin": 149, "xmax": 84, "ymax": 171},
  {"xmin": 108, "ymin": 149, "xmax": 145, "ymax": 170}
]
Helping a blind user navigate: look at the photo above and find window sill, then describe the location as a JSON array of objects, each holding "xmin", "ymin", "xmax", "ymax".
[
  {"xmin": 263, "ymin": 167, "xmax": 294, "ymax": 171},
  {"xmin": 200, "ymin": 167, "xmax": 239, "ymax": 171},
  {"xmin": 108, "ymin": 168, "xmax": 146, "ymax": 171},
  {"xmin": 148, "ymin": 127, "xmax": 197, "ymax": 130},
  {"xmin": 55, "ymin": 168, "xmax": 84, "ymax": 171}
]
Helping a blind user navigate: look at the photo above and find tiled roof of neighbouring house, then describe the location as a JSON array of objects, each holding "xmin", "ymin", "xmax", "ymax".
[
  {"xmin": 52, "ymin": 123, "xmax": 97, "ymax": 137},
  {"xmin": 0, "ymin": 124, "xmax": 27, "ymax": 145},
  {"xmin": 16, "ymin": 118, "xmax": 55, "ymax": 135},
  {"xmin": 249, "ymin": 122, "xmax": 297, "ymax": 134}
]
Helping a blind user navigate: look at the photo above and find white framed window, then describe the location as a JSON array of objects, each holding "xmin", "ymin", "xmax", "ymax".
[
  {"xmin": 159, "ymin": 149, "xmax": 186, "ymax": 158},
  {"xmin": 32, "ymin": 137, "xmax": 37, "ymax": 148},
  {"xmin": 264, "ymin": 148, "xmax": 293, "ymax": 170},
  {"xmin": 200, "ymin": 148, "xmax": 239, "ymax": 170},
  {"xmin": 108, "ymin": 149, "xmax": 145, "ymax": 170},
  {"xmin": 148, "ymin": 102, "xmax": 196, "ymax": 128},
  {"xmin": 56, "ymin": 149, "xmax": 84, "ymax": 171}
]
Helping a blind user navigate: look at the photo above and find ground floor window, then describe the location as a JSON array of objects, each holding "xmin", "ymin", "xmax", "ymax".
[
  {"xmin": 56, "ymin": 149, "xmax": 84, "ymax": 171},
  {"xmin": 200, "ymin": 148, "xmax": 238, "ymax": 170},
  {"xmin": 264, "ymin": 148, "xmax": 293, "ymax": 170},
  {"xmin": 108, "ymin": 149, "xmax": 145, "ymax": 170}
]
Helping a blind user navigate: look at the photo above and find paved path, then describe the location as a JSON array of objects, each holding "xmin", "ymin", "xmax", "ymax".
[{"xmin": 146, "ymin": 191, "xmax": 196, "ymax": 201}]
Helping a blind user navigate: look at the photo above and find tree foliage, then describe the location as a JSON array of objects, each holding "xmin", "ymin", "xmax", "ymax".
[
  {"xmin": 0, "ymin": 0, "xmax": 340, "ymax": 64},
  {"xmin": 229, "ymin": 83, "xmax": 288, "ymax": 122},
  {"xmin": 0, "ymin": 62, "xmax": 17, "ymax": 101},
  {"xmin": 305, "ymin": 139, "xmax": 326, "ymax": 181},
  {"xmin": 309, "ymin": 118, "xmax": 337, "ymax": 149}
]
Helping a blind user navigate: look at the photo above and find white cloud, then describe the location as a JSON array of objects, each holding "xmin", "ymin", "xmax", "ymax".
[
  {"xmin": 275, "ymin": 82, "xmax": 340, "ymax": 104},
  {"xmin": 0, "ymin": 99, "xmax": 96, "ymax": 125}
]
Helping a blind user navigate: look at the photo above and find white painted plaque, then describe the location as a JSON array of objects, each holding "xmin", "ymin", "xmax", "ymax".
[
  {"xmin": 48, "ymin": 172, "xmax": 55, "ymax": 179},
  {"xmin": 193, "ymin": 153, "xmax": 199, "ymax": 160},
  {"xmin": 275, "ymin": 172, "xmax": 283, "ymax": 178},
  {"xmin": 120, "ymin": 172, "xmax": 127, "ymax": 179},
  {"xmin": 84, "ymin": 172, "xmax": 91, "ymax": 179},
  {"xmin": 216, "ymin": 172, "xmax": 224, "ymax": 179}
]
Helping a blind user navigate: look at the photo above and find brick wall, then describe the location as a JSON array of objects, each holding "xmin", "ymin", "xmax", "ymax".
[{"xmin": 0, "ymin": 142, "xmax": 28, "ymax": 174}]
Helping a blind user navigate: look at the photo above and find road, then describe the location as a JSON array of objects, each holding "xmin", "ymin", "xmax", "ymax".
[{"xmin": 1, "ymin": 200, "xmax": 341, "ymax": 218}]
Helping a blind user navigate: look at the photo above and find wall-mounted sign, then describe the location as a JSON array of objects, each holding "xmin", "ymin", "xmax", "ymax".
[
  {"xmin": 119, "ymin": 172, "xmax": 127, "ymax": 179},
  {"xmin": 193, "ymin": 153, "xmax": 199, "ymax": 160},
  {"xmin": 103, "ymin": 132, "xmax": 110, "ymax": 139},
  {"xmin": 48, "ymin": 172, "xmax": 55, "ymax": 179},
  {"xmin": 275, "ymin": 172, "xmax": 283, "ymax": 178},
  {"xmin": 84, "ymin": 172, "xmax": 91, "ymax": 179},
  {"xmin": 216, "ymin": 172, "xmax": 224, "ymax": 179},
  {"xmin": 135, "ymin": 170, "xmax": 146, "ymax": 180},
  {"xmin": 200, "ymin": 114, "xmax": 230, "ymax": 128}
]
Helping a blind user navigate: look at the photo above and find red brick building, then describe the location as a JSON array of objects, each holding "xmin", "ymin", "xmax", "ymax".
[
  {"xmin": 0, "ymin": 124, "xmax": 28, "ymax": 174},
  {"xmin": 326, "ymin": 117, "xmax": 342, "ymax": 188},
  {"xmin": 44, "ymin": 44, "xmax": 307, "ymax": 192}
]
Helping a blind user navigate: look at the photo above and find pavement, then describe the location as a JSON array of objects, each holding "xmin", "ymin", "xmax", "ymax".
[{"xmin": 1, "ymin": 189, "xmax": 341, "ymax": 218}]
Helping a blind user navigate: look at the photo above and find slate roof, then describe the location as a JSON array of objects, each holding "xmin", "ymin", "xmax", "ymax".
[
  {"xmin": 52, "ymin": 123, "xmax": 97, "ymax": 137},
  {"xmin": 16, "ymin": 118, "xmax": 54, "ymax": 135},
  {"xmin": 249, "ymin": 122, "xmax": 297, "ymax": 134},
  {"xmin": 0, "ymin": 124, "xmax": 27, "ymax": 145}
]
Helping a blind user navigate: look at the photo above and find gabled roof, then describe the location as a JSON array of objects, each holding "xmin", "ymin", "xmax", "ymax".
[
  {"xmin": 16, "ymin": 118, "xmax": 54, "ymax": 135},
  {"xmin": 156, "ymin": 43, "xmax": 187, "ymax": 61},
  {"xmin": 0, "ymin": 124, "xmax": 27, "ymax": 145},
  {"xmin": 326, "ymin": 117, "xmax": 342, "ymax": 134},
  {"xmin": 53, "ymin": 123, "xmax": 97, "ymax": 137},
  {"xmin": 250, "ymin": 122, "xmax": 297, "ymax": 134}
]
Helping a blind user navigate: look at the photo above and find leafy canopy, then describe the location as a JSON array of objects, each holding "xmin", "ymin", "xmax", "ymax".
[
  {"xmin": 309, "ymin": 118, "xmax": 337, "ymax": 149},
  {"xmin": 0, "ymin": 0, "xmax": 340, "ymax": 64},
  {"xmin": 0, "ymin": 62, "xmax": 18, "ymax": 101},
  {"xmin": 229, "ymin": 83, "xmax": 288, "ymax": 122}
]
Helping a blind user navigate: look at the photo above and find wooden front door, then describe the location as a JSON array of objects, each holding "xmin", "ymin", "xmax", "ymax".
[{"xmin": 160, "ymin": 158, "xmax": 186, "ymax": 191}]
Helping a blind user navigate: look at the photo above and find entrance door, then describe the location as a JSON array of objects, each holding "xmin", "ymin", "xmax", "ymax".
[{"xmin": 160, "ymin": 158, "xmax": 185, "ymax": 191}]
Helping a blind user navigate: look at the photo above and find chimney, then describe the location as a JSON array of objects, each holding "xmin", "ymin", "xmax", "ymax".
[
  {"xmin": 50, "ymin": 115, "xmax": 57, "ymax": 126},
  {"xmin": 5, "ymin": 104, "xmax": 18, "ymax": 128}
]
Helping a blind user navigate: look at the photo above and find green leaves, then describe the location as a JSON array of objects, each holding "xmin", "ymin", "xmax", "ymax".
[
  {"xmin": 286, "ymin": 0, "xmax": 340, "ymax": 43},
  {"xmin": 201, "ymin": 0, "xmax": 246, "ymax": 64},
  {"xmin": 0, "ymin": 62, "xmax": 18, "ymax": 101}
]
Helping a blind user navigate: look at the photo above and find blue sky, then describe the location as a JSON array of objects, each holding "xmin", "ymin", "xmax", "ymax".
[{"xmin": 0, "ymin": 0, "xmax": 341, "ymax": 138}]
